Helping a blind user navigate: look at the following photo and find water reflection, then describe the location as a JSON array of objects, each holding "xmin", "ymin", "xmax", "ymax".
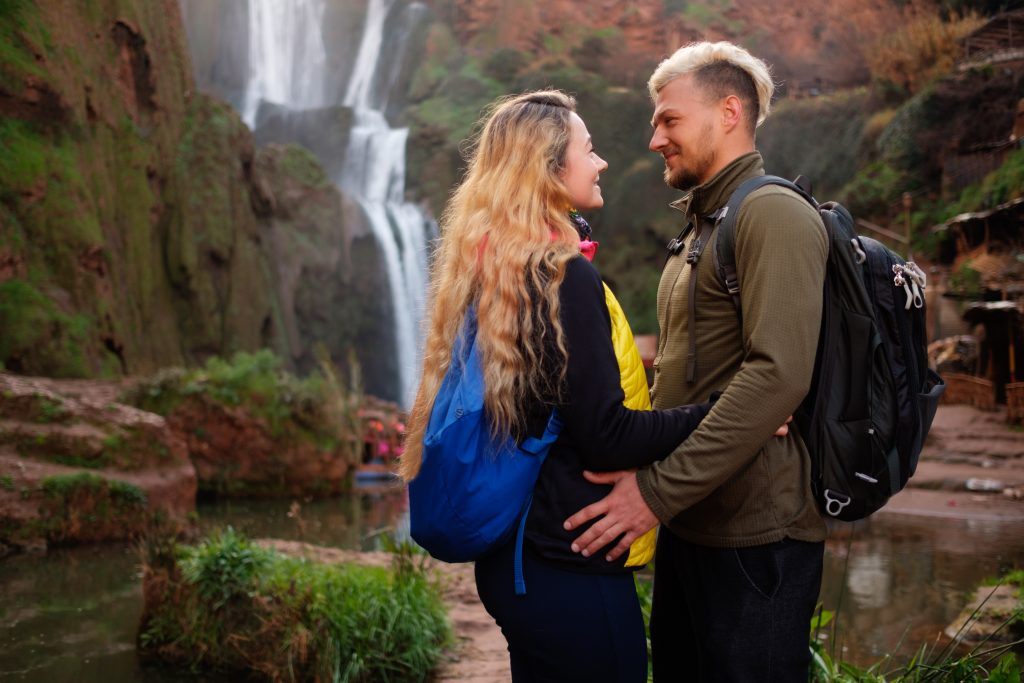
[
  {"xmin": 196, "ymin": 481, "xmax": 409, "ymax": 550},
  {"xmin": 820, "ymin": 514, "xmax": 1024, "ymax": 666}
]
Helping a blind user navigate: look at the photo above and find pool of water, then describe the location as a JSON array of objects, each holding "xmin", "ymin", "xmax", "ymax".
[
  {"xmin": 0, "ymin": 484, "xmax": 409, "ymax": 682},
  {"xmin": 819, "ymin": 513, "xmax": 1024, "ymax": 667},
  {"xmin": 1, "ymin": 491, "xmax": 1021, "ymax": 680}
]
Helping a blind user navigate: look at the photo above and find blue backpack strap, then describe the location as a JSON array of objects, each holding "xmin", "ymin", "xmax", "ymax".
[
  {"xmin": 514, "ymin": 494, "xmax": 534, "ymax": 595},
  {"xmin": 512, "ymin": 409, "xmax": 563, "ymax": 595}
]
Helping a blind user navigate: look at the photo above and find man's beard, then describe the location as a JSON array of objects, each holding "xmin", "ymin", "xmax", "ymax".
[
  {"xmin": 664, "ymin": 147, "xmax": 717, "ymax": 191},
  {"xmin": 663, "ymin": 126, "xmax": 717, "ymax": 190}
]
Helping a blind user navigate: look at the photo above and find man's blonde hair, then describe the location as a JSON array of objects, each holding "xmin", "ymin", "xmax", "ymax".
[{"xmin": 648, "ymin": 41, "xmax": 774, "ymax": 129}]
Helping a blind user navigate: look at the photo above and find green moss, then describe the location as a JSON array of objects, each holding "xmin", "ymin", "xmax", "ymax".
[
  {"xmin": 40, "ymin": 472, "xmax": 145, "ymax": 508},
  {"xmin": 140, "ymin": 529, "xmax": 450, "ymax": 681},
  {"xmin": 34, "ymin": 395, "xmax": 68, "ymax": 423},
  {"xmin": 278, "ymin": 145, "xmax": 330, "ymax": 189},
  {"xmin": 0, "ymin": 279, "xmax": 91, "ymax": 377},
  {"xmin": 0, "ymin": 0, "xmax": 48, "ymax": 85},
  {"xmin": 40, "ymin": 472, "xmax": 105, "ymax": 498},
  {"xmin": 0, "ymin": 474, "xmax": 13, "ymax": 491}
]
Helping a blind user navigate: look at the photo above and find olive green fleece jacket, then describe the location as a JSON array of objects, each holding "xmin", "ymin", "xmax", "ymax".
[{"xmin": 636, "ymin": 151, "xmax": 829, "ymax": 547}]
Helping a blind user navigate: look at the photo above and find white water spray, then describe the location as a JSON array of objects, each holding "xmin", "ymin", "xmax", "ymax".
[
  {"xmin": 338, "ymin": 0, "xmax": 430, "ymax": 406},
  {"xmin": 242, "ymin": 0, "xmax": 329, "ymax": 126},
  {"xmin": 235, "ymin": 0, "xmax": 430, "ymax": 405}
]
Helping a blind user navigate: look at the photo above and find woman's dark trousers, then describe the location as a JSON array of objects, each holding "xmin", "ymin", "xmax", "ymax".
[{"xmin": 475, "ymin": 537, "xmax": 648, "ymax": 682}]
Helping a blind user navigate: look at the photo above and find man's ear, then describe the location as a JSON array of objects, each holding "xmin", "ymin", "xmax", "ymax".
[{"xmin": 721, "ymin": 94, "xmax": 743, "ymax": 133}]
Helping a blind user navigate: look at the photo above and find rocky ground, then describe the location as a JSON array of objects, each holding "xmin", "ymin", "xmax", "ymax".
[{"xmin": 888, "ymin": 404, "xmax": 1024, "ymax": 522}]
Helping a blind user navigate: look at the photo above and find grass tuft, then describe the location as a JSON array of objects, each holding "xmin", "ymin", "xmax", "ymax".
[{"xmin": 140, "ymin": 528, "xmax": 451, "ymax": 681}]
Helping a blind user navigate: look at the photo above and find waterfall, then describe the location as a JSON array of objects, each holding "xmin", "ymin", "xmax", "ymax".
[
  {"xmin": 223, "ymin": 0, "xmax": 431, "ymax": 406},
  {"xmin": 337, "ymin": 0, "xmax": 430, "ymax": 406},
  {"xmin": 241, "ymin": 0, "xmax": 329, "ymax": 126}
]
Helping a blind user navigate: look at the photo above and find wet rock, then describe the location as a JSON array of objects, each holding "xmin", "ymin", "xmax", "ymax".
[
  {"xmin": 0, "ymin": 374, "xmax": 197, "ymax": 551},
  {"xmin": 945, "ymin": 584, "xmax": 1023, "ymax": 644}
]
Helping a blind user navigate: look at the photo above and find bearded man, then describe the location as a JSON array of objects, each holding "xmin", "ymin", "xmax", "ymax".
[{"xmin": 565, "ymin": 41, "xmax": 828, "ymax": 682}]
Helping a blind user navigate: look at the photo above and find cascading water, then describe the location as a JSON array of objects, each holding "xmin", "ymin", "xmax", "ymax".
[
  {"xmin": 338, "ymin": 0, "xmax": 431, "ymax": 407},
  {"xmin": 227, "ymin": 0, "xmax": 431, "ymax": 405},
  {"xmin": 241, "ymin": 0, "xmax": 329, "ymax": 126}
]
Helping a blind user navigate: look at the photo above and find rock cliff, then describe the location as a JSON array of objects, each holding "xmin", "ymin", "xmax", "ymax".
[{"xmin": 0, "ymin": 0, "xmax": 384, "ymax": 392}]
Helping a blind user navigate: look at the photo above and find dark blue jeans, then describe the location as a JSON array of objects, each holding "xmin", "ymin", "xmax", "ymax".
[
  {"xmin": 475, "ymin": 538, "xmax": 648, "ymax": 682},
  {"xmin": 650, "ymin": 531, "xmax": 824, "ymax": 683}
]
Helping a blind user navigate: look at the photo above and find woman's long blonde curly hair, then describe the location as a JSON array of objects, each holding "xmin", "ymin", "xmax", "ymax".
[{"xmin": 400, "ymin": 90, "xmax": 582, "ymax": 480}]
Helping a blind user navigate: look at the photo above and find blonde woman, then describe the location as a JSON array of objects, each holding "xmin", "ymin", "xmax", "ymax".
[{"xmin": 402, "ymin": 91, "xmax": 716, "ymax": 682}]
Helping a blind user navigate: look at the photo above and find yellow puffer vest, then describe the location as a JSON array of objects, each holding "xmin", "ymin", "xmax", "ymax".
[{"xmin": 603, "ymin": 283, "xmax": 658, "ymax": 568}]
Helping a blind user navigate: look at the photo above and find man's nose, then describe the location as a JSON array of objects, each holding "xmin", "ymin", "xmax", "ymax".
[{"xmin": 649, "ymin": 129, "xmax": 665, "ymax": 152}]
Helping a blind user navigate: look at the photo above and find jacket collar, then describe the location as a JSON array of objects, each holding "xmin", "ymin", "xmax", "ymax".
[{"xmin": 668, "ymin": 151, "xmax": 765, "ymax": 219}]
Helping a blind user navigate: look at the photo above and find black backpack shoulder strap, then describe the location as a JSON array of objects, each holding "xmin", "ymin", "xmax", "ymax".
[
  {"xmin": 712, "ymin": 175, "xmax": 816, "ymax": 313},
  {"xmin": 684, "ymin": 214, "xmax": 718, "ymax": 383}
]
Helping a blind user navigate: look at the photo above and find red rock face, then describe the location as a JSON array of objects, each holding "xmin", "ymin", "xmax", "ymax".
[
  {"xmin": 167, "ymin": 396, "xmax": 353, "ymax": 498},
  {"xmin": 432, "ymin": 0, "xmax": 903, "ymax": 88}
]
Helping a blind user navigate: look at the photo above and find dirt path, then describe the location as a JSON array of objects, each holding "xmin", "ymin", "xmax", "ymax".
[{"xmin": 884, "ymin": 404, "xmax": 1024, "ymax": 521}]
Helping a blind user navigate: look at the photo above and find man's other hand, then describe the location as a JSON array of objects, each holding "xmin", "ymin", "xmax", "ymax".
[{"xmin": 562, "ymin": 471, "xmax": 658, "ymax": 562}]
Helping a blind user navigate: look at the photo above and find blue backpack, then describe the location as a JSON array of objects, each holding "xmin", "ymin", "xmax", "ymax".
[{"xmin": 408, "ymin": 306, "xmax": 562, "ymax": 594}]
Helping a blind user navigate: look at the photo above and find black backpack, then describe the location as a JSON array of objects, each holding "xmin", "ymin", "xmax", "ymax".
[{"xmin": 687, "ymin": 174, "xmax": 946, "ymax": 522}]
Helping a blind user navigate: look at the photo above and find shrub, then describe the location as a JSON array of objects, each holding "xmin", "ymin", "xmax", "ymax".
[
  {"xmin": 865, "ymin": 8, "xmax": 984, "ymax": 96},
  {"xmin": 140, "ymin": 528, "xmax": 451, "ymax": 681},
  {"xmin": 126, "ymin": 350, "xmax": 360, "ymax": 459}
]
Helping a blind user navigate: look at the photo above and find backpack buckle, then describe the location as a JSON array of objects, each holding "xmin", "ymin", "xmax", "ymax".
[
  {"xmin": 724, "ymin": 274, "xmax": 740, "ymax": 296},
  {"xmin": 686, "ymin": 238, "xmax": 702, "ymax": 264},
  {"xmin": 823, "ymin": 489, "xmax": 851, "ymax": 517}
]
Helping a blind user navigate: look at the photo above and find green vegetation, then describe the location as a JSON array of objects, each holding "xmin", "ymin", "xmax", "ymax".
[
  {"xmin": 128, "ymin": 350, "xmax": 355, "ymax": 452},
  {"xmin": 865, "ymin": 10, "xmax": 984, "ymax": 96},
  {"xmin": 759, "ymin": 89, "xmax": 873, "ymax": 199},
  {"xmin": 124, "ymin": 350, "xmax": 364, "ymax": 494},
  {"xmin": 941, "ymin": 147, "xmax": 1024, "ymax": 219},
  {"xmin": 984, "ymin": 569, "xmax": 1024, "ymax": 629},
  {"xmin": 139, "ymin": 528, "xmax": 450, "ymax": 681},
  {"xmin": 0, "ymin": 474, "xmax": 13, "ymax": 491},
  {"xmin": 41, "ymin": 472, "xmax": 145, "ymax": 508},
  {"xmin": 17, "ymin": 472, "xmax": 151, "ymax": 544},
  {"xmin": 0, "ymin": 279, "xmax": 90, "ymax": 377},
  {"xmin": 278, "ymin": 145, "xmax": 330, "ymax": 190}
]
